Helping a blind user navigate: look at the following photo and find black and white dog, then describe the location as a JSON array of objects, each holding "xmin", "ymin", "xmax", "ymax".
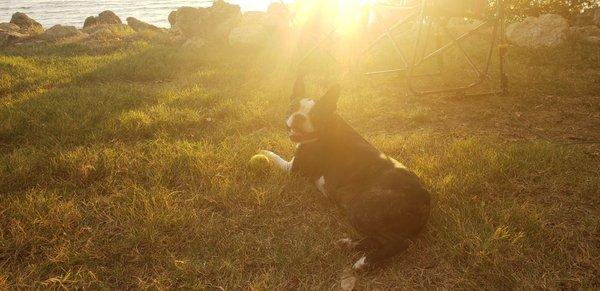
[{"xmin": 260, "ymin": 76, "xmax": 430, "ymax": 270}]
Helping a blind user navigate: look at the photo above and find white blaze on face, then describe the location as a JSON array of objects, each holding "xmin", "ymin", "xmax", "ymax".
[{"xmin": 286, "ymin": 98, "xmax": 316, "ymax": 133}]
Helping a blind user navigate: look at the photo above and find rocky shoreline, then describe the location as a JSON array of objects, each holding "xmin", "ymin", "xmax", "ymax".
[
  {"xmin": 1, "ymin": 0, "xmax": 599, "ymax": 50},
  {"xmin": 0, "ymin": 0, "xmax": 289, "ymax": 49}
]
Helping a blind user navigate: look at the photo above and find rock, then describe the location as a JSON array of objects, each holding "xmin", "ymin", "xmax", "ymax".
[
  {"xmin": 506, "ymin": 14, "xmax": 569, "ymax": 48},
  {"xmin": 0, "ymin": 30, "xmax": 28, "ymax": 46},
  {"xmin": 0, "ymin": 23, "xmax": 20, "ymax": 32},
  {"xmin": 83, "ymin": 16, "xmax": 99, "ymax": 29},
  {"xmin": 126, "ymin": 17, "xmax": 159, "ymax": 32},
  {"xmin": 206, "ymin": 0, "xmax": 242, "ymax": 40},
  {"xmin": 171, "ymin": 1, "xmax": 241, "ymax": 40},
  {"xmin": 98, "ymin": 11, "xmax": 122, "ymax": 25},
  {"xmin": 83, "ymin": 10, "xmax": 122, "ymax": 30},
  {"xmin": 182, "ymin": 37, "xmax": 207, "ymax": 49},
  {"xmin": 594, "ymin": 8, "xmax": 600, "ymax": 26},
  {"xmin": 10, "ymin": 12, "xmax": 43, "ymax": 34},
  {"xmin": 568, "ymin": 25, "xmax": 600, "ymax": 43},
  {"xmin": 229, "ymin": 24, "xmax": 268, "ymax": 47},
  {"xmin": 168, "ymin": 10, "xmax": 177, "ymax": 27},
  {"xmin": 172, "ymin": 7, "xmax": 208, "ymax": 38},
  {"xmin": 40, "ymin": 24, "xmax": 83, "ymax": 41},
  {"xmin": 41, "ymin": 25, "xmax": 84, "ymax": 41},
  {"xmin": 210, "ymin": 1, "xmax": 242, "ymax": 23}
]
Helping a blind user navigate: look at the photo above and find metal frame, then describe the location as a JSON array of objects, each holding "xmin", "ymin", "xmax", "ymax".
[
  {"xmin": 282, "ymin": 0, "xmax": 348, "ymax": 67},
  {"xmin": 281, "ymin": 0, "xmax": 508, "ymax": 97},
  {"xmin": 361, "ymin": 0, "xmax": 508, "ymax": 96}
]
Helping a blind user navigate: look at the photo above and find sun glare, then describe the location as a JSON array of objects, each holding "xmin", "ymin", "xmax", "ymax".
[
  {"xmin": 291, "ymin": 0, "xmax": 371, "ymax": 36},
  {"xmin": 337, "ymin": 0, "xmax": 371, "ymax": 35}
]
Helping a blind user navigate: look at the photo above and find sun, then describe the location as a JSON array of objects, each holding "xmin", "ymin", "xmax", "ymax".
[
  {"xmin": 291, "ymin": 0, "xmax": 372, "ymax": 36},
  {"xmin": 336, "ymin": 0, "xmax": 372, "ymax": 35}
]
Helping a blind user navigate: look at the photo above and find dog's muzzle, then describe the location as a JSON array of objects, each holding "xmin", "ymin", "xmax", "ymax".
[{"xmin": 288, "ymin": 127, "xmax": 318, "ymax": 143}]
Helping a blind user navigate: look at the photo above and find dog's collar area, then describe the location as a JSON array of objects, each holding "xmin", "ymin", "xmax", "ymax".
[
  {"xmin": 289, "ymin": 128, "xmax": 319, "ymax": 143},
  {"xmin": 296, "ymin": 137, "xmax": 319, "ymax": 144}
]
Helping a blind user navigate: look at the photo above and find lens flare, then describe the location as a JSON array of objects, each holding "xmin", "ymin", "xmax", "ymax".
[{"xmin": 291, "ymin": 0, "xmax": 371, "ymax": 36}]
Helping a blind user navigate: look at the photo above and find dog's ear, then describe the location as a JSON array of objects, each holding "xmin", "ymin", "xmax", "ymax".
[
  {"xmin": 319, "ymin": 84, "xmax": 340, "ymax": 112},
  {"xmin": 290, "ymin": 75, "xmax": 306, "ymax": 101}
]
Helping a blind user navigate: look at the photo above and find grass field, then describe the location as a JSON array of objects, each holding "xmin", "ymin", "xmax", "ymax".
[{"xmin": 0, "ymin": 34, "xmax": 599, "ymax": 289}]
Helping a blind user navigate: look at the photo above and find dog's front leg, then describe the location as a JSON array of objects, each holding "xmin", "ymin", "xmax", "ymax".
[{"xmin": 260, "ymin": 150, "xmax": 293, "ymax": 173}]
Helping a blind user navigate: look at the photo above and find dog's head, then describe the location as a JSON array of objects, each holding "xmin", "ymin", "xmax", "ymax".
[{"xmin": 286, "ymin": 76, "xmax": 340, "ymax": 143}]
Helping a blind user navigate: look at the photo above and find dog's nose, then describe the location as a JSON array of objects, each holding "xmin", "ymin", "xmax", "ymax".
[{"xmin": 289, "ymin": 113, "xmax": 306, "ymax": 130}]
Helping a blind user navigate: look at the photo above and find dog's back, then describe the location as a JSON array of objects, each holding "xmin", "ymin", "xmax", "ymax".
[
  {"xmin": 334, "ymin": 155, "xmax": 430, "ymax": 241},
  {"xmin": 295, "ymin": 114, "xmax": 430, "ymax": 240}
]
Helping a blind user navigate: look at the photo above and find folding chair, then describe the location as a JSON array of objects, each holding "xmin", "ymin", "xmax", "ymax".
[{"xmin": 360, "ymin": 0, "xmax": 509, "ymax": 96}]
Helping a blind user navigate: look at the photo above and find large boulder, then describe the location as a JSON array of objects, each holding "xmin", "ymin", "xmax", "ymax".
[
  {"xmin": 170, "ymin": 1, "xmax": 241, "ymax": 40},
  {"xmin": 82, "ymin": 10, "xmax": 132, "ymax": 40},
  {"xmin": 208, "ymin": 0, "xmax": 242, "ymax": 39},
  {"xmin": 41, "ymin": 25, "xmax": 85, "ymax": 41},
  {"xmin": 10, "ymin": 12, "xmax": 43, "ymax": 34},
  {"xmin": 98, "ymin": 11, "xmax": 123, "ymax": 25},
  {"xmin": 229, "ymin": 24, "xmax": 268, "ymax": 47},
  {"xmin": 506, "ymin": 14, "xmax": 569, "ymax": 48},
  {"xmin": 83, "ymin": 16, "xmax": 100, "ymax": 29},
  {"xmin": 171, "ymin": 7, "xmax": 208, "ymax": 37},
  {"xmin": 83, "ymin": 10, "xmax": 122, "ymax": 29},
  {"xmin": 126, "ymin": 17, "xmax": 159, "ymax": 32}
]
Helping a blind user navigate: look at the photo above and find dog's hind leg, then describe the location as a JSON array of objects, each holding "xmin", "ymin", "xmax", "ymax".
[
  {"xmin": 260, "ymin": 150, "xmax": 293, "ymax": 172},
  {"xmin": 352, "ymin": 239, "xmax": 410, "ymax": 271},
  {"xmin": 354, "ymin": 237, "xmax": 383, "ymax": 251}
]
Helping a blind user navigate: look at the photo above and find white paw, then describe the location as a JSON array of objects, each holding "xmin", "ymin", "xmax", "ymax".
[
  {"xmin": 259, "ymin": 150, "xmax": 274, "ymax": 157},
  {"xmin": 353, "ymin": 256, "xmax": 368, "ymax": 271}
]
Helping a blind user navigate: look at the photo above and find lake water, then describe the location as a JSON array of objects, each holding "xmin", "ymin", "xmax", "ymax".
[{"xmin": 0, "ymin": 0, "xmax": 291, "ymax": 28}]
